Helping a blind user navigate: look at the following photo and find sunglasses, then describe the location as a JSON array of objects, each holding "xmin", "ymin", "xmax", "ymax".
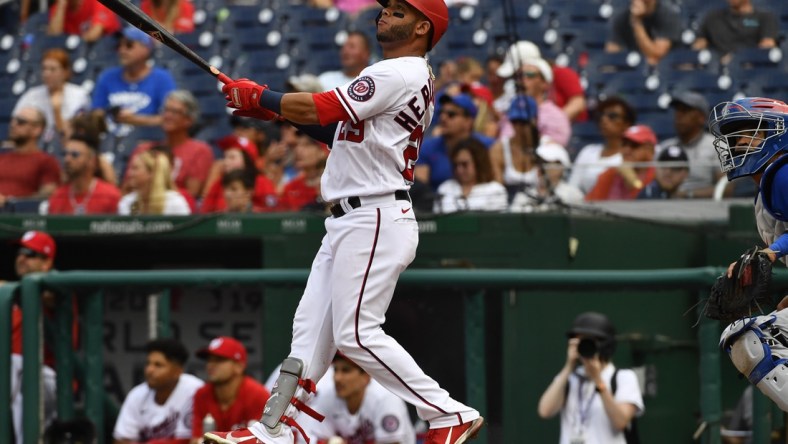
[
  {"xmin": 64, "ymin": 150, "xmax": 83, "ymax": 159},
  {"xmin": 18, "ymin": 247, "xmax": 47, "ymax": 259},
  {"xmin": 162, "ymin": 106, "xmax": 188, "ymax": 116},
  {"xmin": 453, "ymin": 160, "xmax": 472, "ymax": 169},
  {"xmin": 117, "ymin": 39, "xmax": 137, "ymax": 50},
  {"xmin": 519, "ymin": 71, "xmax": 541, "ymax": 79},
  {"xmin": 440, "ymin": 109, "xmax": 467, "ymax": 119},
  {"xmin": 11, "ymin": 116, "xmax": 38, "ymax": 126},
  {"xmin": 600, "ymin": 111, "xmax": 624, "ymax": 121}
]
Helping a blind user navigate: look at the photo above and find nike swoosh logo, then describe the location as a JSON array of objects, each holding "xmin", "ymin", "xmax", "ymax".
[
  {"xmin": 401, "ymin": 207, "xmax": 411, "ymax": 214},
  {"xmin": 444, "ymin": 427, "xmax": 453, "ymax": 444}
]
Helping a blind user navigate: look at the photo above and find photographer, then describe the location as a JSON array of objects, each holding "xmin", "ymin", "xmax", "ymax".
[{"xmin": 537, "ymin": 312, "xmax": 644, "ymax": 444}]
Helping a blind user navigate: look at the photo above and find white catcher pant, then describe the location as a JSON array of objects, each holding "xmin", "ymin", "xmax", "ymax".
[{"xmin": 290, "ymin": 199, "xmax": 478, "ymax": 427}]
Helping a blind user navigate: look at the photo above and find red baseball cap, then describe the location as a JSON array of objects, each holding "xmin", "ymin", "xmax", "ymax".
[
  {"xmin": 196, "ymin": 336, "xmax": 247, "ymax": 363},
  {"xmin": 217, "ymin": 135, "xmax": 258, "ymax": 163},
  {"xmin": 18, "ymin": 231, "xmax": 56, "ymax": 259},
  {"xmin": 622, "ymin": 125, "xmax": 657, "ymax": 146}
]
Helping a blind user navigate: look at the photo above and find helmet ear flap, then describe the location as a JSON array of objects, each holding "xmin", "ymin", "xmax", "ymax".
[{"xmin": 375, "ymin": 10, "xmax": 382, "ymax": 25}]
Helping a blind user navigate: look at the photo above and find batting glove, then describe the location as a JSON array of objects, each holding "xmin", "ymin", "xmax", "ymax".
[{"xmin": 222, "ymin": 78, "xmax": 268, "ymax": 111}]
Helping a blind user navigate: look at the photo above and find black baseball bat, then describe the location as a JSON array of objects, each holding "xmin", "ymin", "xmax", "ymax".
[{"xmin": 97, "ymin": 0, "xmax": 232, "ymax": 84}]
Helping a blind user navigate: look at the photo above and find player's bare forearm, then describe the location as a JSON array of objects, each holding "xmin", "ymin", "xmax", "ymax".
[{"xmin": 281, "ymin": 93, "xmax": 320, "ymax": 125}]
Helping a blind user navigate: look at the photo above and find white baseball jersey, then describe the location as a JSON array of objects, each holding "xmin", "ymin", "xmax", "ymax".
[
  {"xmin": 322, "ymin": 56, "xmax": 434, "ymax": 202},
  {"xmin": 308, "ymin": 379, "xmax": 415, "ymax": 444},
  {"xmin": 113, "ymin": 373, "xmax": 203, "ymax": 441}
]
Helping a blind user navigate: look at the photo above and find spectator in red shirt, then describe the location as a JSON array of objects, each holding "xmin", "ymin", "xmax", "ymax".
[
  {"xmin": 586, "ymin": 125, "xmax": 657, "ymax": 201},
  {"xmin": 141, "ymin": 0, "xmax": 195, "ymax": 34},
  {"xmin": 125, "ymin": 90, "xmax": 214, "ymax": 198},
  {"xmin": 191, "ymin": 337, "xmax": 270, "ymax": 442},
  {"xmin": 201, "ymin": 135, "xmax": 277, "ymax": 213},
  {"xmin": 47, "ymin": 0, "xmax": 121, "ymax": 43},
  {"xmin": 221, "ymin": 170, "xmax": 259, "ymax": 213},
  {"xmin": 497, "ymin": 41, "xmax": 588, "ymax": 122},
  {"xmin": 0, "ymin": 107, "xmax": 61, "ymax": 207},
  {"xmin": 47, "ymin": 113, "xmax": 121, "ymax": 215},
  {"xmin": 278, "ymin": 134, "xmax": 328, "ymax": 212}
]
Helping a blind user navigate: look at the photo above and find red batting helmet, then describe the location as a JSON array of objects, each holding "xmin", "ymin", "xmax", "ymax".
[{"xmin": 377, "ymin": 0, "xmax": 449, "ymax": 50}]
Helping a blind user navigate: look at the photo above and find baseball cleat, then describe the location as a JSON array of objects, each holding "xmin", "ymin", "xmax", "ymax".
[
  {"xmin": 423, "ymin": 416, "xmax": 484, "ymax": 444},
  {"xmin": 203, "ymin": 428, "xmax": 267, "ymax": 443}
]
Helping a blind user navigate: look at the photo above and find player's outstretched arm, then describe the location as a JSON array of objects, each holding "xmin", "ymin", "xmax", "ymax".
[{"xmin": 222, "ymin": 79, "xmax": 321, "ymax": 125}]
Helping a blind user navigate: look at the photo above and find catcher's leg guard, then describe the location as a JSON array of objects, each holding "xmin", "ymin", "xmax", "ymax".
[
  {"xmin": 756, "ymin": 365, "xmax": 788, "ymax": 411},
  {"xmin": 725, "ymin": 314, "xmax": 788, "ymax": 412},
  {"xmin": 262, "ymin": 357, "xmax": 305, "ymax": 433}
]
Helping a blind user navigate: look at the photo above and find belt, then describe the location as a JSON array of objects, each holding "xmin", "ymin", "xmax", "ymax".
[{"xmin": 330, "ymin": 190, "xmax": 411, "ymax": 218}]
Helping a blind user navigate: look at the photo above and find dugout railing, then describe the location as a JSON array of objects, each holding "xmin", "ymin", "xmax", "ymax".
[{"xmin": 3, "ymin": 268, "xmax": 788, "ymax": 444}]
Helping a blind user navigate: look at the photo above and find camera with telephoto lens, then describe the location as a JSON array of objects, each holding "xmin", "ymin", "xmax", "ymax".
[{"xmin": 577, "ymin": 338, "xmax": 599, "ymax": 358}]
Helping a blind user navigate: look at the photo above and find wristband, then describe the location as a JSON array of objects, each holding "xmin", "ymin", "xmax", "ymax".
[{"xmin": 259, "ymin": 89, "xmax": 284, "ymax": 114}]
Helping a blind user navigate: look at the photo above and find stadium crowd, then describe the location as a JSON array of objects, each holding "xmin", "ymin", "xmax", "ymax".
[{"xmin": 0, "ymin": 0, "xmax": 784, "ymax": 215}]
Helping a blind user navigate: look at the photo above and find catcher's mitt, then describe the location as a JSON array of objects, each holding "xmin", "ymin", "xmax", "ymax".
[{"xmin": 706, "ymin": 246, "xmax": 774, "ymax": 323}]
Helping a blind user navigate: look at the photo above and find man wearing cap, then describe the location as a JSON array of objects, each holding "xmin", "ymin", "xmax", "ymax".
[
  {"xmin": 0, "ymin": 107, "xmax": 61, "ymax": 208},
  {"xmin": 416, "ymin": 93, "xmax": 495, "ymax": 191},
  {"xmin": 511, "ymin": 140, "xmax": 584, "ymax": 211},
  {"xmin": 8, "ymin": 231, "xmax": 61, "ymax": 443},
  {"xmin": 516, "ymin": 58, "xmax": 571, "ymax": 148},
  {"xmin": 48, "ymin": 0, "xmax": 121, "ymax": 43},
  {"xmin": 318, "ymin": 31, "xmax": 372, "ymax": 91},
  {"xmin": 123, "ymin": 90, "xmax": 214, "ymax": 198},
  {"xmin": 305, "ymin": 353, "xmax": 415, "ymax": 444},
  {"xmin": 638, "ymin": 145, "xmax": 690, "ymax": 199},
  {"xmin": 92, "ymin": 27, "xmax": 177, "ymax": 137},
  {"xmin": 605, "ymin": 0, "xmax": 681, "ymax": 65},
  {"xmin": 114, "ymin": 338, "xmax": 203, "ymax": 443},
  {"xmin": 586, "ymin": 125, "xmax": 657, "ymax": 201},
  {"xmin": 191, "ymin": 337, "xmax": 270, "ymax": 443},
  {"xmin": 656, "ymin": 91, "xmax": 722, "ymax": 198},
  {"xmin": 497, "ymin": 41, "xmax": 587, "ymax": 122}
]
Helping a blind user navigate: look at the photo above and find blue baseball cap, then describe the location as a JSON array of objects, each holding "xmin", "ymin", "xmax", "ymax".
[
  {"xmin": 507, "ymin": 95, "xmax": 538, "ymax": 123},
  {"xmin": 437, "ymin": 93, "xmax": 477, "ymax": 118},
  {"xmin": 122, "ymin": 27, "xmax": 154, "ymax": 50}
]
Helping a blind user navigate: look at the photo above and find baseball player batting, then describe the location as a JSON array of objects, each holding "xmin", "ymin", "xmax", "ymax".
[{"xmin": 203, "ymin": 0, "xmax": 484, "ymax": 443}]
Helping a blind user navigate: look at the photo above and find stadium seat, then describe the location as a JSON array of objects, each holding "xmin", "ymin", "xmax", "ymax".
[{"xmin": 568, "ymin": 120, "xmax": 601, "ymax": 156}]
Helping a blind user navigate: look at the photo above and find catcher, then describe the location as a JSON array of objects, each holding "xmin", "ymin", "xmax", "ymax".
[{"xmin": 707, "ymin": 97, "xmax": 788, "ymax": 410}]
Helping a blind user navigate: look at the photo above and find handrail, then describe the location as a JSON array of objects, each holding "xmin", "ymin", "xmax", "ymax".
[{"xmin": 9, "ymin": 267, "xmax": 788, "ymax": 443}]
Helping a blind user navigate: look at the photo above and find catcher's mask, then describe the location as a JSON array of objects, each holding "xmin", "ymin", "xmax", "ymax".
[
  {"xmin": 567, "ymin": 311, "xmax": 617, "ymax": 360},
  {"xmin": 709, "ymin": 97, "xmax": 788, "ymax": 180}
]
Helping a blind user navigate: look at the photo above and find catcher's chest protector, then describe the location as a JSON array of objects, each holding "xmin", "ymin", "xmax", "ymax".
[
  {"xmin": 720, "ymin": 312, "xmax": 788, "ymax": 411},
  {"xmin": 754, "ymin": 196, "xmax": 788, "ymax": 267}
]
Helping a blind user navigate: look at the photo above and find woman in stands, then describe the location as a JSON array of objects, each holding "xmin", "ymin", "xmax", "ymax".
[
  {"xmin": 200, "ymin": 135, "xmax": 277, "ymax": 212},
  {"xmin": 12, "ymin": 48, "xmax": 90, "ymax": 145},
  {"xmin": 118, "ymin": 150, "xmax": 191, "ymax": 215},
  {"xmin": 568, "ymin": 97, "xmax": 635, "ymax": 195},
  {"xmin": 433, "ymin": 137, "xmax": 508, "ymax": 213}
]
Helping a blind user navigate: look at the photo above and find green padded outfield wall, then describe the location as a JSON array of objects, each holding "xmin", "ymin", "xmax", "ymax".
[{"xmin": 0, "ymin": 207, "xmax": 763, "ymax": 443}]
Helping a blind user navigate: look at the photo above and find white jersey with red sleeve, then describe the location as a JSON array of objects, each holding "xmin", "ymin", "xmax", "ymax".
[
  {"xmin": 308, "ymin": 379, "xmax": 416, "ymax": 444},
  {"xmin": 113, "ymin": 373, "xmax": 203, "ymax": 441},
  {"xmin": 320, "ymin": 56, "xmax": 435, "ymax": 202}
]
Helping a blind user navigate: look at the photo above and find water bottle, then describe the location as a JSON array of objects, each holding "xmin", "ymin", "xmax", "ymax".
[{"xmin": 203, "ymin": 413, "xmax": 216, "ymax": 434}]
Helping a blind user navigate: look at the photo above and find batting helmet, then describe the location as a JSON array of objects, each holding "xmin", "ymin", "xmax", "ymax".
[
  {"xmin": 377, "ymin": 0, "xmax": 448, "ymax": 50},
  {"xmin": 566, "ymin": 312, "xmax": 617, "ymax": 360},
  {"xmin": 709, "ymin": 97, "xmax": 788, "ymax": 180}
]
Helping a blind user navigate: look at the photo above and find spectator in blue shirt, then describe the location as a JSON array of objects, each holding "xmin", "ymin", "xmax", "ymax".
[
  {"xmin": 415, "ymin": 93, "xmax": 494, "ymax": 191},
  {"xmin": 91, "ymin": 27, "xmax": 176, "ymax": 137}
]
